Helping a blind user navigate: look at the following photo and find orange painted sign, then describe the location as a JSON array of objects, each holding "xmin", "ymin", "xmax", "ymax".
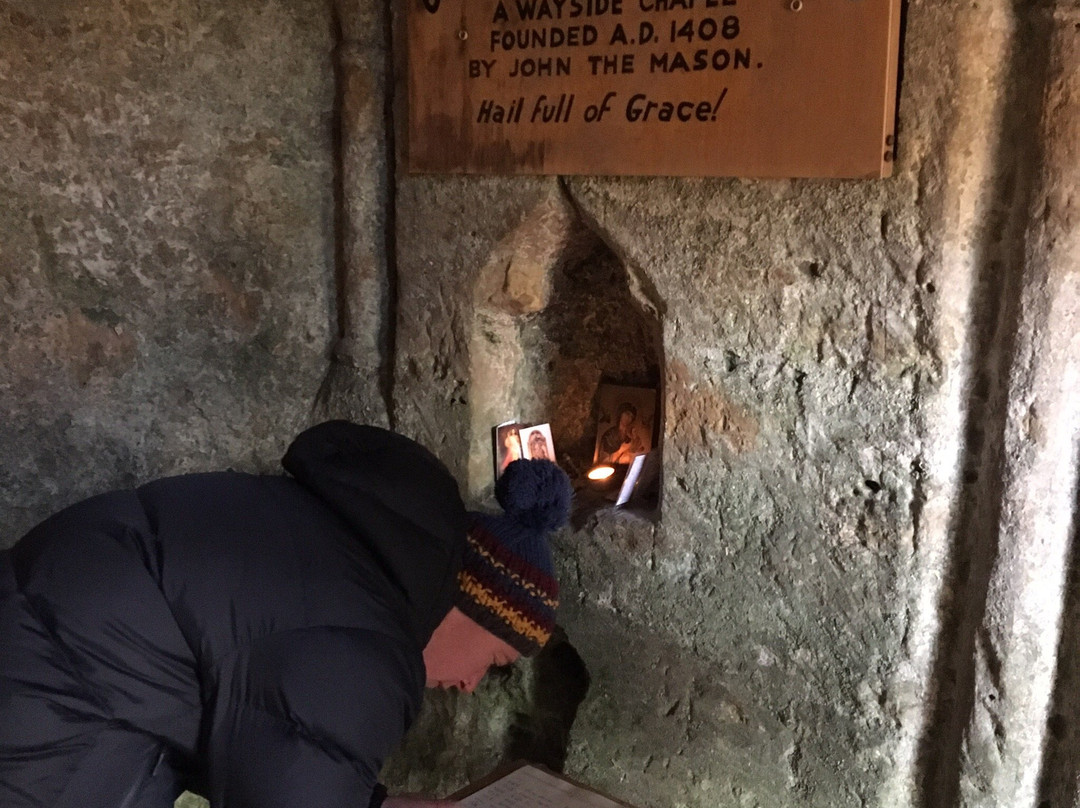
[{"xmin": 405, "ymin": 0, "xmax": 901, "ymax": 178}]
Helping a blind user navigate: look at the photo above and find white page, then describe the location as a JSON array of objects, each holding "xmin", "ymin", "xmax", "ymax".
[
  {"xmin": 460, "ymin": 765, "xmax": 624, "ymax": 808},
  {"xmin": 615, "ymin": 453, "xmax": 647, "ymax": 507}
]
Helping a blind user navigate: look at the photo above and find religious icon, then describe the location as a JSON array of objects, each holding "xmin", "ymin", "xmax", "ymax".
[{"xmin": 593, "ymin": 384, "xmax": 657, "ymax": 466}]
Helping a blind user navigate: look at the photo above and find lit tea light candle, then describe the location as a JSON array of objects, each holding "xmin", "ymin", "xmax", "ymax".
[{"xmin": 587, "ymin": 465, "xmax": 615, "ymax": 482}]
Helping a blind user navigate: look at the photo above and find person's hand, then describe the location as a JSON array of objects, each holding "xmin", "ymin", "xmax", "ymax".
[{"xmin": 383, "ymin": 796, "xmax": 458, "ymax": 808}]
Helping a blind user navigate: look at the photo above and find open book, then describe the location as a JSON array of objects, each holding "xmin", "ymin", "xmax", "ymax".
[{"xmin": 455, "ymin": 762, "xmax": 636, "ymax": 808}]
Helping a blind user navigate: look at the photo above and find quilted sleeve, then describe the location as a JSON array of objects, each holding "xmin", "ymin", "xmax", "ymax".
[{"xmin": 206, "ymin": 627, "xmax": 424, "ymax": 808}]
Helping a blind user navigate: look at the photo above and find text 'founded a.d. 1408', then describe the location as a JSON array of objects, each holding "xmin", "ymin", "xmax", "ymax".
[{"xmin": 470, "ymin": 0, "xmax": 755, "ymax": 127}]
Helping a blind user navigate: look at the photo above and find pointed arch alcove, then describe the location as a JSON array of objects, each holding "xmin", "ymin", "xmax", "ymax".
[{"xmin": 466, "ymin": 190, "xmax": 664, "ymax": 518}]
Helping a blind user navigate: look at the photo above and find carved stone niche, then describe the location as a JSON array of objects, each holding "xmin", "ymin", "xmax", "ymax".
[{"xmin": 466, "ymin": 190, "xmax": 663, "ymax": 516}]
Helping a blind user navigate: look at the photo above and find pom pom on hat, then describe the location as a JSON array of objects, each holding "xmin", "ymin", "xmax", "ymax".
[
  {"xmin": 457, "ymin": 459, "xmax": 572, "ymax": 656},
  {"xmin": 494, "ymin": 456, "xmax": 573, "ymax": 532}
]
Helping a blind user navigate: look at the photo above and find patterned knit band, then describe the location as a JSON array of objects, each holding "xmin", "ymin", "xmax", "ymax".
[{"xmin": 455, "ymin": 518, "xmax": 559, "ymax": 657}]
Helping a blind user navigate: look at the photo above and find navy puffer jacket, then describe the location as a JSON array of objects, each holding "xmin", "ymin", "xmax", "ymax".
[{"xmin": 0, "ymin": 422, "xmax": 466, "ymax": 807}]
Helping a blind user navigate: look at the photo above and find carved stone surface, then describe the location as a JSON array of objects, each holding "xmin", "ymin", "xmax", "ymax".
[
  {"xmin": 3, "ymin": 2, "xmax": 1080, "ymax": 808},
  {"xmin": 0, "ymin": 0, "xmax": 336, "ymax": 539},
  {"xmin": 387, "ymin": 2, "xmax": 1080, "ymax": 806}
]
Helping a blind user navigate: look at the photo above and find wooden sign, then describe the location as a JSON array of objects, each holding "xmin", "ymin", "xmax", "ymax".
[{"xmin": 404, "ymin": 0, "xmax": 901, "ymax": 178}]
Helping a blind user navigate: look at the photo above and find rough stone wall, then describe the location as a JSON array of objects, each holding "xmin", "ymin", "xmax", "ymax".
[
  {"xmin": 0, "ymin": 0, "xmax": 337, "ymax": 541},
  {"xmin": 3, "ymin": 1, "xmax": 1080, "ymax": 808},
  {"xmin": 387, "ymin": 2, "xmax": 1080, "ymax": 808}
]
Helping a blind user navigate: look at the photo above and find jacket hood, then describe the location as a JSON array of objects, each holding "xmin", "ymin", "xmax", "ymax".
[{"xmin": 281, "ymin": 421, "xmax": 466, "ymax": 644}]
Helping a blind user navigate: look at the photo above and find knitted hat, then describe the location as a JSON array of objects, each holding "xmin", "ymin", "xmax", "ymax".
[{"xmin": 456, "ymin": 458, "xmax": 572, "ymax": 656}]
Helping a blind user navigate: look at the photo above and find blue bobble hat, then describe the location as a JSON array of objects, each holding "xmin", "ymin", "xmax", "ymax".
[{"xmin": 456, "ymin": 458, "xmax": 572, "ymax": 656}]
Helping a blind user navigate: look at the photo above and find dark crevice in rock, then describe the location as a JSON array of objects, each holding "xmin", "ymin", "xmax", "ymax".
[
  {"xmin": 915, "ymin": 7, "xmax": 1056, "ymax": 806},
  {"xmin": 503, "ymin": 626, "xmax": 591, "ymax": 772},
  {"xmin": 378, "ymin": 0, "xmax": 399, "ymax": 429},
  {"xmin": 329, "ymin": 6, "xmax": 348, "ymax": 347},
  {"xmin": 311, "ymin": 8, "xmax": 356, "ymax": 423}
]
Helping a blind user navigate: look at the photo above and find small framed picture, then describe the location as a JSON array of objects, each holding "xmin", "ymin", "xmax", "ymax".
[
  {"xmin": 520, "ymin": 423, "xmax": 555, "ymax": 462},
  {"xmin": 493, "ymin": 421, "xmax": 557, "ymax": 481},
  {"xmin": 594, "ymin": 384, "xmax": 657, "ymax": 465},
  {"xmin": 493, "ymin": 422, "xmax": 525, "ymax": 479}
]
